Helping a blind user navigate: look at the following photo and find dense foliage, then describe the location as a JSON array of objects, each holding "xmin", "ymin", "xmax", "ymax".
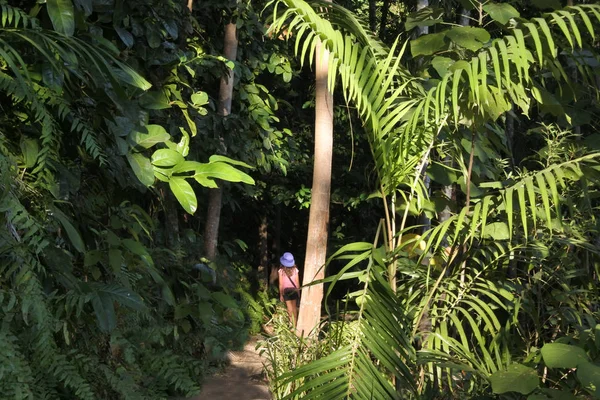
[
  {"xmin": 2, "ymin": 0, "xmax": 600, "ymax": 399},
  {"xmin": 262, "ymin": 0, "xmax": 600, "ymax": 399}
]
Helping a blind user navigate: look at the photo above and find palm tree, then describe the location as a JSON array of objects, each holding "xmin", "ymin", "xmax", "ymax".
[{"xmin": 295, "ymin": 0, "xmax": 335, "ymax": 338}]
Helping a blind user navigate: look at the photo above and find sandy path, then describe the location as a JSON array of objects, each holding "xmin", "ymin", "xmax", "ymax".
[{"xmin": 190, "ymin": 337, "xmax": 271, "ymax": 400}]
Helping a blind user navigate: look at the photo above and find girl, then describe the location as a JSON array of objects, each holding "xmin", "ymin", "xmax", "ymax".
[{"xmin": 278, "ymin": 252, "xmax": 300, "ymax": 327}]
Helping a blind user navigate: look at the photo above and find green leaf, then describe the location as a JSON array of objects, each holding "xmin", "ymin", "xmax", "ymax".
[
  {"xmin": 490, "ymin": 363, "xmax": 539, "ymax": 394},
  {"xmin": 128, "ymin": 125, "xmax": 170, "ymax": 149},
  {"xmin": 127, "ymin": 152, "xmax": 154, "ymax": 187},
  {"xmin": 51, "ymin": 207, "xmax": 85, "ymax": 253},
  {"xmin": 577, "ymin": 361, "xmax": 600, "ymax": 397},
  {"xmin": 194, "ymin": 162, "xmax": 255, "ymax": 187},
  {"xmin": 108, "ymin": 248, "xmax": 122, "ymax": 273},
  {"xmin": 46, "ymin": 0, "xmax": 75, "ymax": 36},
  {"xmin": 169, "ymin": 177, "xmax": 197, "ymax": 214},
  {"xmin": 139, "ymin": 90, "xmax": 171, "ymax": 110},
  {"xmin": 91, "ymin": 292, "xmax": 116, "ymax": 332},
  {"xmin": 151, "ymin": 149, "xmax": 184, "ymax": 167},
  {"xmin": 405, "ymin": 7, "xmax": 444, "ymax": 31},
  {"xmin": 20, "ymin": 137, "xmax": 39, "ymax": 168},
  {"xmin": 95, "ymin": 283, "xmax": 146, "ymax": 311},
  {"xmin": 114, "ymin": 26, "xmax": 134, "ymax": 48},
  {"xmin": 191, "ymin": 91, "xmax": 209, "ymax": 106},
  {"xmin": 483, "ymin": 3, "xmax": 520, "ymax": 25},
  {"xmin": 431, "ymin": 56, "xmax": 454, "ymax": 78},
  {"xmin": 541, "ymin": 343, "xmax": 589, "ymax": 368},
  {"xmin": 212, "ymin": 292, "xmax": 239, "ymax": 309},
  {"xmin": 208, "ymin": 155, "xmax": 254, "ymax": 169},
  {"xmin": 483, "ymin": 222, "xmax": 510, "ymax": 240},
  {"xmin": 73, "ymin": 0, "xmax": 92, "ymax": 16},
  {"xmin": 427, "ymin": 162, "xmax": 457, "ymax": 186},
  {"xmin": 445, "ymin": 27, "xmax": 491, "ymax": 51},
  {"xmin": 411, "ymin": 32, "xmax": 447, "ymax": 57},
  {"xmin": 84, "ymin": 250, "xmax": 102, "ymax": 267}
]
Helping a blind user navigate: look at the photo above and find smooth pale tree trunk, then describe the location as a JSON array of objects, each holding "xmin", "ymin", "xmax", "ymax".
[
  {"xmin": 296, "ymin": 38, "xmax": 334, "ymax": 338},
  {"xmin": 203, "ymin": 21, "xmax": 238, "ymax": 260}
]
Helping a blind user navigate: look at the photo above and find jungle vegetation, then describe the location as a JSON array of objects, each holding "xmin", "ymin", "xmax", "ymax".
[{"xmin": 1, "ymin": 0, "xmax": 599, "ymax": 399}]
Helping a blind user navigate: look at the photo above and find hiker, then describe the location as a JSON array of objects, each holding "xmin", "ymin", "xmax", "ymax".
[{"xmin": 278, "ymin": 252, "xmax": 300, "ymax": 327}]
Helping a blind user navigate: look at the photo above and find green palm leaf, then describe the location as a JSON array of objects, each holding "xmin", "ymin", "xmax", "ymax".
[{"xmin": 276, "ymin": 238, "xmax": 416, "ymax": 399}]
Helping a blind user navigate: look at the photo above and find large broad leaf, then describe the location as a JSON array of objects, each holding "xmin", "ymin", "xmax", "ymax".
[
  {"xmin": 212, "ymin": 292, "xmax": 239, "ymax": 309},
  {"xmin": 151, "ymin": 149, "xmax": 184, "ymax": 167},
  {"xmin": 577, "ymin": 361, "xmax": 600, "ymax": 398},
  {"xmin": 411, "ymin": 32, "xmax": 447, "ymax": 57},
  {"xmin": 128, "ymin": 124, "xmax": 170, "ymax": 149},
  {"xmin": 193, "ymin": 162, "xmax": 255, "ymax": 187},
  {"xmin": 126, "ymin": 152, "xmax": 154, "ymax": 186},
  {"xmin": 490, "ymin": 363, "xmax": 539, "ymax": 394},
  {"xmin": 405, "ymin": 7, "xmax": 444, "ymax": 31},
  {"xmin": 445, "ymin": 26, "xmax": 491, "ymax": 52},
  {"xmin": 94, "ymin": 283, "xmax": 146, "ymax": 311},
  {"xmin": 139, "ymin": 90, "xmax": 171, "ymax": 110},
  {"xmin": 46, "ymin": 0, "xmax": 75, "ymax": 36},
  {"xmin": 482, "ymin": 3, "xmax": 520, "ymax": 25},
  {"xmin": 431, "ymin": 56, "xmax": 454, "ymax": 78},
  {"xmin": 20, "ymin": 138, "xmax": 39, "ymax": 168},
  {"xmin": 114, "ymin": 26, "xmax": 134, "ymax": 48},
  {"xmin": 51, "ymin": 206, "xmax": 85, "ymax": 253},
  {"xmin": 541, "ymin": 343, "xmax": 589, "ymax": 368},
  {"xmin": 91, "ymin": 292, "xmax": 116, "ymax": 332},
  {"xmin": 169, "ymin": 177, "xmax": 197, "ymax": 214},
  {"xmin": 483, "ymin": 222, "xmax": 510, "ymax": 240}
]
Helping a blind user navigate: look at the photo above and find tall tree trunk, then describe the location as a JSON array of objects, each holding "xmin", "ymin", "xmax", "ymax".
[
  {"xmin": 164, "ymin": 189, "xmax": 180, "ymax": 247},
  {"xmin": 258, "ymin": 213, "xmax": 269, "ymax": 289},
  {"xmin": 296, "ymin": 37, "xmax": 334, "ymax": 338},
  {"xmin": 379, "ymin": 0, "xmax": 390, "ymax": 39},
  {"xmin": 417, "ymin": 0, "xmax": 428, "ymax": 36},
  {"xmin": 203, "ymin": 21, "xmax": 238, "ymax": 260},
  {"xmin": 368, "ymin": 0, "xmax": 377, "ymax": 33}
]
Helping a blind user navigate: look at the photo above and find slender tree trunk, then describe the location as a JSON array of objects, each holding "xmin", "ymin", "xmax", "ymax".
[
  {"xmin": 379, "ymin": 0, "xmax": 390, "ymax": 39},
  {"xmin": 368, "ymin": 0, "xmax": 377, "ymax": 33},
  {"xmin": 270, "ymin": 205, "xmax": 281, "ymax": 286},
  {"xmin": 296, "ymin": 37, "xmax": 334, "ymax": 338},
  {"xmin": 417, "ymin": 0, "xmax": 428, "ymax": 37},
  {"xmin": 203, "ymin": 21, "xmax": 238, "ymax": 260},
  {"xmin": 164, "ymin": 189, "xmax": 180, "ymax": 247},
  {"xmin": 258, "ymin": 213, "xmax": 269, "ymax": 289}
]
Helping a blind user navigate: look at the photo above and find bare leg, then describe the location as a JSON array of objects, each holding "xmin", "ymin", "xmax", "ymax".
[{"xmin": 285, "ymin": 300, "xmax": 297, "ymax": 327}]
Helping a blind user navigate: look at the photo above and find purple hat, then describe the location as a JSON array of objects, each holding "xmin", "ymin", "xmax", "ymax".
[{"xmin": 280, "ymin": 252, "xmax": 295, "ymax": 267}]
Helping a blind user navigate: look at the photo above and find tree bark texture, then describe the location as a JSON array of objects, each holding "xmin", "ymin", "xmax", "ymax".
[
  {"xmin": 379, "ymin": 0, "xmax": 391, "ymax": 39},
  {"xmin": 368, "ymin": 0, "xmax": 377, "ymax": 32},
  {"xmin": 203, "ymin": 21, "xmax": 238, "ymax": 260},
  {"xmin": 164, "ymin": 189, "xmax": 180, "ymax": 247},
  {"xmin": 258, "ymin": 213, "xmax": 269, "ymax": 289},
  {"xmin": 296, "ymin": 38, "xmax": 334, "ymax": 338}
]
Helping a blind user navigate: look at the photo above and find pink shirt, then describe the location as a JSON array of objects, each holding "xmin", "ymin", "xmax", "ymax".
[{"xmin": 279, "ymin": 268, "xmax": 299, "ymax": 289}]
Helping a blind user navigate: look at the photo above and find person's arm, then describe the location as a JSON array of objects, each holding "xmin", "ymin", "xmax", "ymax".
[
  {"xmin": 278, "ymin": 270, "xmax": 284, "ymax": 302},
  {"xmin": 293, "ymin": 268, "xmax": 300, "ymax": 289}
]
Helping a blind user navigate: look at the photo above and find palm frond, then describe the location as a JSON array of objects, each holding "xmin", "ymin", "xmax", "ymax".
[{"xmin": 276, "ymin": 239, "xmax": 416, "ymax": 400}]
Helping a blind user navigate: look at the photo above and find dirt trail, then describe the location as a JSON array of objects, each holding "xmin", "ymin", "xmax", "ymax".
[{"xmin": 191, "ymin": 337, "xmax": 271, "ymax": 400}]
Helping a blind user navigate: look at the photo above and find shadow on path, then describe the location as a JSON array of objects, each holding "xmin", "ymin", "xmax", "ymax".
[{"xmin": 190, "ymin": 337, "xmax": 271, "ymax": 400}]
